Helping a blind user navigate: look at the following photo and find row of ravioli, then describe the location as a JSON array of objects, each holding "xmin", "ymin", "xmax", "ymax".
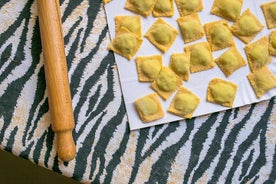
[
  {"xmin": 104, "ymin": 0, "xmax": 275, "ymax": 29},
  {"xmin": 107, "ymin": 0, "xmax": 276, "ymax": 123},
  {"xmin": 108, "ymin": 2, "xmax": 276, "ymax": 58}
]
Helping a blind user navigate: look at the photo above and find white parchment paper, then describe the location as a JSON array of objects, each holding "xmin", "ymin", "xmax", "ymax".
[{"xmin": 105, "ymin": 0, "xmax": 276, "ymax": 130}]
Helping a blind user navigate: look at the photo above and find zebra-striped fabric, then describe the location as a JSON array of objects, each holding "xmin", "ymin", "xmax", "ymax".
[{"xmin": 0, "ymin": 0, "xmax": 275, "ymax": 183}]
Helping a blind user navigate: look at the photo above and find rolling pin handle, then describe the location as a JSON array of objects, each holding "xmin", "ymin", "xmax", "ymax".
[{"xmin": 56, "ymin": 131, "xmax": 76, "ymax": 162}]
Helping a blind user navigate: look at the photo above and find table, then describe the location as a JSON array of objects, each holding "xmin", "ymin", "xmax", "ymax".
[{"xmin": 0, "ymin": 0, "xmax": 275, "ymax": 183}]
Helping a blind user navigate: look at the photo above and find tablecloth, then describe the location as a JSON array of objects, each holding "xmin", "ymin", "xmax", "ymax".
[{"xmin": 0, "ymin": 0, "xmax": 276, "ymax": 183}]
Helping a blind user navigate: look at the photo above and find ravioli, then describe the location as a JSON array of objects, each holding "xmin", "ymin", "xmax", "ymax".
[
  {"xmin": 215, "ymin": 46, "xmax": 246, "ymax": 77},
  {"xmin": 211, "ymin": 0, "xmax": 243, "ymax": 21},
  {"xmin": 134, "ymin": 93, "xmax": 164, "ymax": 123},
  {"xmin": 175, "ymin": 0, "xmax": 203, "ymax": 16},
  {"xmin": 269, "ymin": 30, "xmax": 276, "ymax": 56},
  {"xmin": 168, "ymin": 87, "xmax": 200, "ymax": 118},
  {"xmin": 151, "ymin": 67, "xmax": 182, "ymax": 100},
  {"xmin": 185, "ymin": 42, "xmax": 215, "ymax": 73},
  {"xmin": 108, "ymin": 27, "xmax": 143, "ymax": 60},
  {"xmin": 231, "ymin": 9, "xmax": 264, "ymax": 44},
  {"xmin": 177, "ymin": 13, "xmax": 204, "ymax": 43},
  {"xmin": 204, "ymin": 20, "xmax": 234, "ymax": 51},
  {"xmin": 115, "ymin": 16, "xmax": 142, "ymax": 37},
  {"xmin": 136, "ymin": 55, "xmax": 163, "ymax": 82},
  {"xmin": 247, "ymin": 67, "xmax": 276, "ymax": 98},
  {"xmin": 245, "ymin": 36, "xmax": 272, "ymax": 72},
  {"xmin": 153, "ymin": 0, "xmax": 174, "ymax": 17},
  {"xmin": 145, "ymin": 18, "xmax": 178, "ymax": 52},
  {"xmin": 207, "ymin": 78, "xmax": 238, "ymax": 107},
  {"xmin": 261, "ymin": 1, "xmax": 276, "ymax": 29},
  {"xmin": 169, "ymin": 52, "xmax": 190, "ymax": 81},
  {"xmin": 125, "ymin": 0, "xmax": 157, "ymax": 16}
]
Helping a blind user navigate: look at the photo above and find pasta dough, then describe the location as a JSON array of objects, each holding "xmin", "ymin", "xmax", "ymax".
[
  {"xmin": 134, "ymin": 93, "xmax": 164, "ymax": 123},
  {"xmin": 245, "ymin": 36, "xmax": 272, "ymax": 72},
  {"xmin": 145, "ymin": 18, "xmax": 178, "ymax": 52},
  {"xmin": 247, "ymin": 67, "xmax": 276, "ymax": 98},
  {"xmin": 177, "ymin": 13, "xmax": 204, "ymax": 43},
  {"xmin": 215, "ymin": 46, "xmax": 246, "ymax": 77},
  {"xmin": 261, "ymin": 1, "xmax": 276, "ymax": 29},
  {"xmin": 168, "ymin": 87, "xmax": 200, "ymax": 118},
  {"xmin": 207, "ymin": 78, "xmax": 238, "ymax": 107},
  {"xmin": 231, "ymin": 9, "xmax": 264, "ymax": 44},
  {"xmin": 108, "ymin": 27, "xmax": 143, "ymax": 60},
  {"xmin": 211, "ymin": 0, "xmax": 243, "ymax": 21},
  {"xmin": 175, "ymin": 0, "xmax": 203, "ymax": 16},
  {"xmin": 204, "ymin": 20, "xmax": 234, "ymax": 51},
  {"xmin": 136, "ymin": 55, "xmax": 163, "ymax": 82},
  {"xmin": 151, "ymin": 67, "xmax": 182, "ymax": 100},
  {"xmin": 185, "ymin": 42, "xmax": 215, "ymax": 73},
  {"xmin": 169, "ymin": 52, "xmax": 190, "ymax": 81}
]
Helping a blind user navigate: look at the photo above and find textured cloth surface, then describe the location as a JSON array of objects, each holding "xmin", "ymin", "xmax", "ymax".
[{"xmin": 0, "ymin": 0, "xmax": 276, "ymax": 183}]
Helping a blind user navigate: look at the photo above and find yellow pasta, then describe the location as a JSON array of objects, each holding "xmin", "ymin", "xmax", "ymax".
[
  {"xmin": 261, "ymin": 1, "xmax": 276, "ymax": 29},
  {"xmin": 185, "ymin": 42, "xmax": 215, "ymax": 73},
  {"xmin": 211, "ymin": 0, "xmax": 243, "ymax": 21},
  {"xmin": 215, "ymin": 46, "xmax": 246, "ymax": 77},
  {"xmin": 134, "ymin": 93, "xmax": 164, "ymax": 123},
  {"xmin": 245, "ymin": 36, "xmax": 272, "ymax": 72},
  {"xmin": 175, "ymin": 0, "xmax": 203, "ymax": 16},
  {"xmin": 108, "ymin": 27, "xmax": 143, "ymax": 60},
  {"xmin": 269, "ymin": 30, "xmax": 276, "ymax": 56},
  {"xmin": 247, "ymin": 67, "xmax": 276, "ymax": 98},
  {"xmin": 207, "ymin": 78, "xmax": 238, "ymax": 107},
  {"xmin": 231, "ymin": 9, "xmax": 264, "ymax": 44},
  {"xmin": 153, "ymin": 0, "xmax": 174, "ymax": 17},
  {"xmin": 103, "ymin": 0, "xmax": 112, "ymax": 4},
  {"xmin": 145, "ymin": 18, "xmax": 178, "ymax": 52},
  {"xmin": 151, "ymin": 67, "xmax": 182, "ymax": 100},
  {"xmin": 169, "ymin": 52, "xmax": 190, "ymax": 81},
  {"xmin": 115, "ymin": 16, "xmax": 142, "ymax": 37},
  {"xmin": 136, "ymin": 55, "xmax": 163, "ymax": 82},
  {"xmin": 125, "ymin": 0, "xmax": 157, "ymax": 16},
  {"xmin": 177, "ymin": 13, "xmax": 204, "ymax": 43},
  {"xmin": 168, "ymin": 87, "xmax": 200, "ymax": 118},
  {"xmin": 204, "ymin": 20, "xmax": 234, "ymax": 51}
]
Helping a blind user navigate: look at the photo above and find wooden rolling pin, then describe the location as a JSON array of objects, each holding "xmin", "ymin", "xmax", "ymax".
[{"xmin": 37, "ymin": 0, "xmax": 76, "ymax": 161}]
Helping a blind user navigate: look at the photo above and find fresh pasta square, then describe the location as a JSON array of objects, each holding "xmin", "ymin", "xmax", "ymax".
[
  {"xmin": 185, "ymin": 42, "xmax": 215, "ymax": 73},
  {"xmin": 247, "ymin": 67, "xmax": 276, "ymax": 98},
  {"xmin": 175, "ymin": 0, "xmax": 203, "ymax": 17},
  {"xmin": 168, "ymin": 87, "xmax": 200, "ymax": 118},
  {"xmin": 177, "ymin": 13, "xmax": 204, "ymax": 43},
  {"xmin": 269, "ymin": 30, "xmax": 276, "ymax": 56},
  {"xmin": 108, "ymin": 27, "xmax": 143, "ymax": 60},
  {"xmin": 216, "ymin": 46, "xmax": 246, "ymax": 77},
  {"xmin": 151, "ymin": 67, "xmax": 182, "ymax": 100},
  {"xmin": 153, "ymin": 0, "xmax": 174, "ymax": 17},
  {"xmin": 245, "ymin": 36, "xmax": 272, "ymax": 72},
  {"xmin": 211, "ymin": 0, "xmax": 243, "ymax": 21},
  {"xmin": 145, "ymin": 18, "xmax": 178, "ymax": 52},
  {"xmin": 136, "ymin": 55, "xmax": 163, "ymax": 82},
  {"xmin": 207, "ymin": 78, "xmax": 238, "ymax": 107},
  {"xmin": 261, "ymin": 1, "xmax": 276, "ymax": 29},
  {"xmin": 204, "ymin": 20, "xmax": 234, "ymax": 51},
  {"xmin": 231, "ymin": 9, "xmax": 264, "ymax": 44},
  {"xmin": 134, "ymin": 93, "xmax": 164, "ymax": 123},
  {"xmin": 169, "ymin": 52, "xmax": 190, "ymax": 81}
]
